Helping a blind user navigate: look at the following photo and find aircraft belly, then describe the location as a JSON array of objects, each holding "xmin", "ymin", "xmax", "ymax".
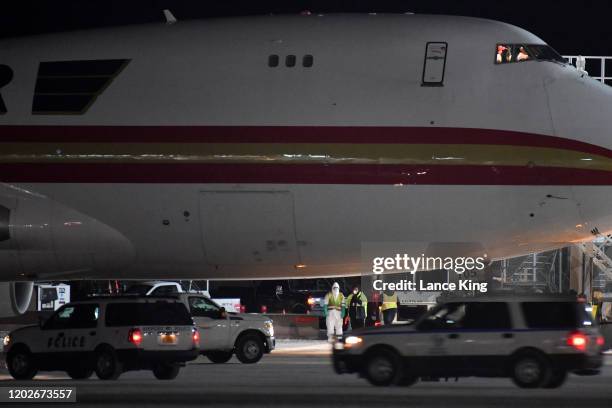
[{"xmin": 1, "ymin": 183, "xmax": 599, "ymax": 280}]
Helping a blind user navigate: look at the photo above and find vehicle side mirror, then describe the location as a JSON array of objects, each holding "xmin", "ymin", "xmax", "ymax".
[
  {"xmin": 219, "ymin": 307, "xmax": 227, "ymax": 319},
  {"xmin": 38, "ymin": 315, "xmax": 47, "ymax": 328}
]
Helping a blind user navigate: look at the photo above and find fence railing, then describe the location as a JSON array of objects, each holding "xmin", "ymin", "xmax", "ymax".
[{"xmin": 564, "ymin": 55, "xmax": 612, "ymax": 84}]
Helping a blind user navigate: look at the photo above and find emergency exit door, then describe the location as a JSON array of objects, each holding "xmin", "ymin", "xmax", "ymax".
[{"xmin": 422, "ymin": 42, "xmax": 448, "ymax": 86}]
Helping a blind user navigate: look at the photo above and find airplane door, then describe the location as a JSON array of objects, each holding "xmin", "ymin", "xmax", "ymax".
[
  {"xmin": 422, "ymin": 42, "xmax": 448, "ymax": 86},
  {"xmin": 199, "ymin": 191, "xmax": 299, "ymax": 265}
]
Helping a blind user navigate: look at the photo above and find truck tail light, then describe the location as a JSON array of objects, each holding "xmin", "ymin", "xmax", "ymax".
[
  {"xmin": 566, "ymin": 331, "xmax": 588, "ymax": 351},
  {"xmin": 192, "ymin": 328, "xmax": 200, "ymax": 346},
  {"xmin": 128, "ymin": 328, "xmax": 143, "ymax": 346}
]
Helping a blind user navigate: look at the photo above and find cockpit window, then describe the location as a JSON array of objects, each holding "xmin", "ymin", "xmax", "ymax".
[{"xmin": 495, "ymin": 44, "xmax": 565, "ymax": 65}]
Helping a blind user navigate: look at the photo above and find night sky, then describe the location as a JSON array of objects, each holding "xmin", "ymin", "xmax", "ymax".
[{"xmin": 0, "ymin": 1, "xmax": 610, "ymax": 56}]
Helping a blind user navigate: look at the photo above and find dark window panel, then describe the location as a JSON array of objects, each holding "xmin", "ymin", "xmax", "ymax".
[
  {"xmin": 0, "ymin": 205, "xmax": 9, "ymax": 241},
  {"xmin": 38, "ymin": 59, "xmax": 129, "ymax": 77},
  {"xmin": 268, "ymin": 55, "xmax": 279, "ymax": 67},
  {"xmin": 0, "ymin": 65, "xmax": 13, "ymax": 86},
  {"xmin": 521, "ymin": 302, "xmax": 585, "ymax": 328},
  {"xmin": 105, "ymin": 303, "xmax": 192, "ymax": 327},
  {"xmin": 286, "ymin": 55, "xmax": 296, "ymax": 67},
  {"xmin": 464, "ymin": 302, "xmax": 512, "ymax": 330},
  {"xmin": 32, "ymin": 94, "xmax": 94, "ymax": 114},
  {"xmin": 35, "ymin": 77, "xmax": 112, "ymax": 94},
  {"xmin": 0, "ymin": 65, "xmax": 13, "ymax": 114},
  {"xmin": 303, "ymin": 55, "xmax": 314, "ymax": 67}
]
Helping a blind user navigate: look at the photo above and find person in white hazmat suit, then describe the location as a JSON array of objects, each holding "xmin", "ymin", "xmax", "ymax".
[{"xmin": 323, "ymin": 282, "xmax": 346, "ymax": 342}]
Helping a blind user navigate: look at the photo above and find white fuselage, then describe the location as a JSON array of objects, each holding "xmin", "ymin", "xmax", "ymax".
[{"xmin": 1, "ymin": 14, "xmax": 612, "ymax": 281}]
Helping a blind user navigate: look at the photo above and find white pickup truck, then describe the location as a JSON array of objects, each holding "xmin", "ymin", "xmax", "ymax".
[{"xmin": 176, "ymin": 293, "xmax": 275, "ymax": 364}]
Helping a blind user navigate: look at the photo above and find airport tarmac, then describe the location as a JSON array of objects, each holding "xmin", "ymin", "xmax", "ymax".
[{"xmin": 1, "ymin": 341, "xmax": 611, "ymax": 407}]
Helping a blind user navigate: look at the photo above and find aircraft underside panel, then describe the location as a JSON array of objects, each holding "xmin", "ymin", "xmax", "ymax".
[{"xmin": 199, "ymin": 191, "xmax": 300, "ymax": 266}]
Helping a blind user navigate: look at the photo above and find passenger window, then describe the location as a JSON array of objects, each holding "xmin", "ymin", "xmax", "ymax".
[
  {"xmin": 303, "ymin": 55, "xmax": 314, "ymax": 68},
  {"xmin": 285, "ymin": 55, "xmax": 296, "ymax": 67},
  {"xmin": 44, "ymin": 304, "xmax": 99, "ymax": 330},
  {"xmin": 522, "ymin": 302, "xmax": 588, "ymax": 328},
  {"xmin": 268, "ymin": 55, "xmax": 279, "ymax": 67},
  {"xmin": 105, "ymin": 302, "xmax": 192, "ymax": 326},
  {"xmin": 189, "ymin": 297, "xmax": 222, "ymax": 319},
  {"xmin": 463, "ymin": 302, "xmax": 512, "ymax": 330}
]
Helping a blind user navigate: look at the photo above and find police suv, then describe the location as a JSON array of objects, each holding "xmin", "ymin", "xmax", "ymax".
[
  {"xmin": 333, "ymin": 295, "xmax": 604, "ymax": 388},
  {"xmin": 2, "ymin": 296, "xmax": 199, "ymax": 380},
  {"xmin": 177, "ymin": 293, "xmax": 275, "ymax": 364}
]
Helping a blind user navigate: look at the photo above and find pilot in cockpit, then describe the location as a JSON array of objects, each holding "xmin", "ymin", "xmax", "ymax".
[
  {"xmin": 496, "ymin": 45, "xmax": 511, "ymax": 63},
  {"xmin": 517, "ymin": 46, "xmax": 530, "ymax": 62}
]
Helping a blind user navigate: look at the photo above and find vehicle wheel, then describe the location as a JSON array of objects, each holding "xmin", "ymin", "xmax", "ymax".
[
  {"xmin": 95, "ymin": 347, "xmax": 123, "ymax": 380},
  {"xmin": 363, "ymin": 349, "xmax": 400, "ymax": 386},
  {"xmin": 66, "ymin": 366, "xmax": 94, "ymax": 380},
  {"xmin": 7, "ymin": 348, "xmax": 38, "ymax": 380},
  {"xmin": 511, "ymin": 352, "xmax": 551, "ymax": 388},
  {"xmin": 543, "ymin": 369, "xmax": 567, "ymax": 388},
  {"xmin": 207, "ymin": 351, "xmax": 233, "ymax": 364},
  {"xmin": 152, "ymin": 363, "xmax": 180, "ymax": 380},
  {"xmin": 235, "ymin": 334, "xmax": 264, "ymax": 364}
]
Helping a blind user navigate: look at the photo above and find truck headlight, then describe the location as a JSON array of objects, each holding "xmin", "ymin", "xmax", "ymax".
[
  {"xmin": 264, "ymin": 321, "xmax": 274, "ymax": 337},
  {"xmin": 3, "ymin": 335, "xmax": 10, "ymax": 347}
]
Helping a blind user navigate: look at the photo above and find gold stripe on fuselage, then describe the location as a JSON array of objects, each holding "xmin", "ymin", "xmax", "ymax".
[{"xmin": 0, "ymin": 143, "xmax": 609, "ymax": 171}]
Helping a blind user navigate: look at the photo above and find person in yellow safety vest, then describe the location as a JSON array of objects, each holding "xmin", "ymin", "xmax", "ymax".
[
  {"xmin": 346, "ymin": 285, "xmax": 368, "ymax": 330},
  {"xmin": 381, "ymin": 290, "xmax": 398, "ymax": 325},
  {"xmin": 323, "ymin": 282, "xmax": 346, "ymax": 342}
]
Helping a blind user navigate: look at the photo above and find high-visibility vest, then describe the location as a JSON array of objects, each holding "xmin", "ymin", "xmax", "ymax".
[
  {"xmin": 325, "ymin": 292, "xmax": 345, "ymax": 311},
  {"xmin": 347, "ymin": 291, "xmax": 368, "ymax": 318},
  {"xmin": 381, "ymin": 293, "xmax": 398, "ymax": 311}
]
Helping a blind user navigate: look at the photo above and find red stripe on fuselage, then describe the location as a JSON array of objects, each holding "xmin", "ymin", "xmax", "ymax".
[
  {"xmin": 2, "ymin": 163, "xmax": 612, "ymax": 185},
  {"xmin": 0, "ymin": 125, "xmax": 610, "ymax": 158}
]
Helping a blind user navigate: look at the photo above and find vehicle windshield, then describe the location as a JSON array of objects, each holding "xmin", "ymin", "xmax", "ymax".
[
  {"xmin": 496, "ymin": 44, "xmax": 565, "ymax": 64},
  {"xmin": 125, "ymin": 284, "xmax": 153, "ymax": 295}
]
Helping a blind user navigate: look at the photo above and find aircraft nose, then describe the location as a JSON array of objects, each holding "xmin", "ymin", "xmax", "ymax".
[
  {"xmin": 545, "ymin": 74, "xmax": 612, "ymax": 153},
  {"xmin": 543, "ymin": 73, "xmax": 612, "ymax": 236}
]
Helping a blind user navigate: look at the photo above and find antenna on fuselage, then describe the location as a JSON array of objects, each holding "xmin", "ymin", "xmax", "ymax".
[{"xmin": 163, "ymin": 9, "xmax": 177, "ymax": 25}]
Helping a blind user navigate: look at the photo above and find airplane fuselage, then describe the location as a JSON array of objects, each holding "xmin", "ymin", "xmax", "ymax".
[{"xmin": 1, "ymin": 14, "xmax": 612, "ymax": 280}]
